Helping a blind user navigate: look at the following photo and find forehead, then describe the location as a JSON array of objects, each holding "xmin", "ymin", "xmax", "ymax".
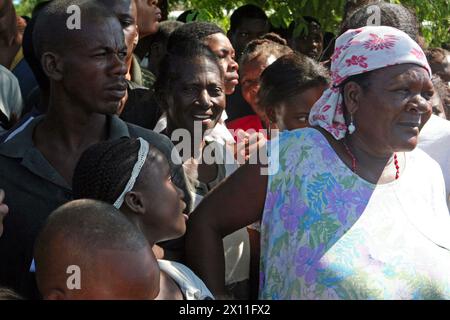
[
  {"xmin": 177, "ymin": 57, "xmax": 223, "ymax": 81},
  {"xmin": 109, "ymin": 0, "xmax": 133, "ymax": 16},
  {"xmin": 205, "ymin": 33, "xmax": 233, "ymax": 50},
  {"xmin": 69, "ymin": 17, "xmax": 125, "ymax": 51},
  {"xmin": 242, "ymin": 54, "xmax": 274, "ymax": 74},
  {"xmin": 236, "ymin": 18, "xmax": 268, "ymax": 32},
  {"xmin": 372, "ymin": 63, "xmax": 430, "ymax": 82}
]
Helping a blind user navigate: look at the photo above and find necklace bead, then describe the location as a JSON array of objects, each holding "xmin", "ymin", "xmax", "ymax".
[{"xmin": 342, "ymin": 141, "xmax": 400, "ymax": 180}]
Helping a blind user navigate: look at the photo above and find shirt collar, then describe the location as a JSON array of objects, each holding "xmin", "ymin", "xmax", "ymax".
[{"xmin": 0, "ymin": 114, "xmax": 131, "ymax": 189}]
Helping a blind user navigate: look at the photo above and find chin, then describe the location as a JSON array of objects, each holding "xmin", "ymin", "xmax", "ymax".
[{"xmin": 225, "ymin": 85, "xmax": 236, "ymax": 96}]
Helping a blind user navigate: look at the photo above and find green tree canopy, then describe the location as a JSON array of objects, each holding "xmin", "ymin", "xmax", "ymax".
[{"xmin": 15, "ymin": 0, "xmax": 450, "ymax": 47}]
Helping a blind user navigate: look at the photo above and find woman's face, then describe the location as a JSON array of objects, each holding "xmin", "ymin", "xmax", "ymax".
[
  {"xmin": 350, "ymin": 64, "xmax": 434, "ymax": 153},
  {"xmin": 271, "ymin": 85, "xmax": 326, "ymax": 131},
  {"xmin": 241, "ymin": 54, "xmax": 275, "ymax": 118},
  {"xmin": 204, "ymin": 33, "xmax": 239, "ymax": 95},
  {"xmin": 135, "ymin": 150, "xmax": 187, "ymax": 243},
  {"xmin": 165, "ymin": 57, "xmax": 226, "ymax": 136}
]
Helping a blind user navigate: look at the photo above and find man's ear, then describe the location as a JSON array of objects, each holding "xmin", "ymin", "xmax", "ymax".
[
  {"xmin": 342, "ymin": 81, "xmax": 362, "ymax": 115},
  {"xmin": 124, "ymin": 191, "xmax": 146, "ymax": 215},
  {"xmin": 41, "ymin": 52, "xmax": 63, "ymax": 81}
]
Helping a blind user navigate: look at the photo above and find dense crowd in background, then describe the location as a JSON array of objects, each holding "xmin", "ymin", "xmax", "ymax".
[{"xmin": 0, "ymin": 0, "xmax": 450, "ymax": 300}]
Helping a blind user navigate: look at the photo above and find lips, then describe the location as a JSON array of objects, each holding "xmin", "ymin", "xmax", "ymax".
[
  {"xmin": 105, "ymin": 82, "xmax": 127, "ymax": 99},
  {"xmin": 192, "ymin": 113, "xmax": 213, "ymax": 121},
  {"xmin": 225, "ymin": 72, "xmax": 239, "ymax": 86}
]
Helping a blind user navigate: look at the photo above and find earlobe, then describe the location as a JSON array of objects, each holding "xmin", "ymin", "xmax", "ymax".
[
  {"xmin": 41, "ymin": 52, "xmax": 63, "ymax": 81},
  {"xmin": 124, "ymin": 192, "xmax": 146, "ymax": 215}
]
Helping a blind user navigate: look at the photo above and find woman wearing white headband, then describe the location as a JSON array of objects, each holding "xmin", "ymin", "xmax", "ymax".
[
  {"xmin": 73, "ymin": 137, "xmax": 214, "ymax": 300},
  {"xmin": 186, "ymin": 26, "xmax": 450, "ymax": 299}
]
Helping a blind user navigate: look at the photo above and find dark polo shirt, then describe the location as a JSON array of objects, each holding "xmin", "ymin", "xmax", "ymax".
[{"xmin": 0, "ymin": 115, "xmax": 191, "ymax": 298}]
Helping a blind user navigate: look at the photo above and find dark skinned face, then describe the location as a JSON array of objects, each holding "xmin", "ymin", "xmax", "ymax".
[
  {"xmin": 290, "ymin": 22, "xmax": 323, "ymax": 61},
  {"xmin": 59, "ymin": 18, "xmax": 128, "ymax": 115},
  {"xmin": 108, "ymin": 0, "xmax": 139, "ymax": 66},
  {"xmin": 135, "ymin": 0, "xmax": 161, "ymax": 38},
  {"xmin": 165, "ymin": 57, "xmax": 226, "ymax": 136},
  {"xmin": 133, "ymin": 150, "xmax": 187, "ymax": 243},
  {"xmin": 230, "ymin": 18, "xmax": 270, "ymax": 59},
  {"xmin": 271, "ymin": 85, "xmax": 326, "ymax": 131},
  {"xmin": 204, "ymin": 33, "xmax": 239, "ymax": 95},
  {"xmin": 349, "ymin": 64, "xmax": 434, "ymax": 153}
]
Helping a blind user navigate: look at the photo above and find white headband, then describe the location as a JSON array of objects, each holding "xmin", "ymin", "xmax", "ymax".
[{"xmin": 113, "ymin": 137, "xmax": 149, "ymax": 209}]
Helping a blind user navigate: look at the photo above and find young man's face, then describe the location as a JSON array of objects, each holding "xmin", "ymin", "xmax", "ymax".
[
  {"xmin": 230, "ymin": 18, "xmax": 270, "ymax": 59},
  {"xmin": 290, "ymin": 22, "xmax": 323, "ymax": 61},
  {"xmin": 135, "ymin": 0, "xmax": 161, "ymax": 38},
  {"xmin": 58, "ymin": 17, "xmax": 128, "ymax": 115}
]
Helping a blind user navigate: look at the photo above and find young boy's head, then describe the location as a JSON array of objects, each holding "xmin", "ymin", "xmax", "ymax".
[{"xmin": 34, "ymin": 199, "xmax": 159, "ymax": 300}]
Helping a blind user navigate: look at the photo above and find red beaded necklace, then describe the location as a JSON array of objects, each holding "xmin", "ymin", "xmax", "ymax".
[{"xmin": 342, "ymin": 141, "xmax": 400, "ymax": 180}]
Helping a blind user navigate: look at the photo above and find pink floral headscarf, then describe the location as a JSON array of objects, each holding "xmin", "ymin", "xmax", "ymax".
[{"xmin": 309, "ymin": 26, "xmax": 431, "ymax": 140}]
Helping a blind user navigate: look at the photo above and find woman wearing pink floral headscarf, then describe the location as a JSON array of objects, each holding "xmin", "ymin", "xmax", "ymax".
[{"xmin": 186, "ymin": 26, "xmax": 450, "ymax": 299}]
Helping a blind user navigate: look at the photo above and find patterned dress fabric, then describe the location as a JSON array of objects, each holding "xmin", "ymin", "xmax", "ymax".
[{"xmin": 259, "ymin": 128, "xmax": 450, "ymax": 299}]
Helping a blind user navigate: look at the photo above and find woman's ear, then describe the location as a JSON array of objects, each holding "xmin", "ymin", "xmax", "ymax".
[
  {"xmin": 342, "ymin": 81, "xmax": 363, "ymax": 115},
  {"xmin": 123, "ymin": 191, "xmax": 146, "ymax": 215},
  {"xmin": 41, "ymin": 52, "xmax": 63, "ymax": 81}
]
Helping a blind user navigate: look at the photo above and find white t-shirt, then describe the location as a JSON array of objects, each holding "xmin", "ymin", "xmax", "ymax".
[
  {"xmin": 418, "ymin": 115, "xmax": 450, "ymax": 211},
  {"xmin": 158, "ymin": 259, "xmax": 214, "ymax": 300},
  {"xmin": 0, "ymin": 64, "xmax": 23, "ymax": 122}
]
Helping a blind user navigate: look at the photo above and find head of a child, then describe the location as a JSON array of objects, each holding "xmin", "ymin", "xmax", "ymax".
[
  {"xmin": 34, "ymin": 199, "xmax": 160, "ymax": 300},
  {"xmin": 72, "ymin": 138, "xmax": 187, "ymax": 245},
  {"xmin": 258, "ymin": 52, "xmax": 330, "ymax": 131},
  {"xmin": 239, "ymin": 33, "xmax": 293, "ymax": 121}
]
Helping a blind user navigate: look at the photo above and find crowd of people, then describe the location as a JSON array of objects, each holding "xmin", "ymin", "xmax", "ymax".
[{"xmin": 0, "ymin": 0, "xmax": 450, "ymax": 300}]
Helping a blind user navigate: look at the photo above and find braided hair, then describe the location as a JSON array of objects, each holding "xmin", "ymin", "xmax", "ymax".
[
  {"xmin": 239, "ymin": 32, "xmax": 293, "ymax": 67},
  {"xmin": 72, "ymin": 138, "xmax": 158, "ymax": 205}
]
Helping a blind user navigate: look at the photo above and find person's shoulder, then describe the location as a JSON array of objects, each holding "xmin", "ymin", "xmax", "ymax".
[
  {"xmin": 126, "ymin": 122, "xmax": 171, "ymax": 143},
  {"xmin": 157, "ymin": 259, "xmax": 214, "ymax": 300},
  {"xmin": 409, "ymin": 146, "xmax": 443, "ymax": 175},
  {"xmin": 277, "ymin": 127, "xmax": 327, "ymax": 145}
]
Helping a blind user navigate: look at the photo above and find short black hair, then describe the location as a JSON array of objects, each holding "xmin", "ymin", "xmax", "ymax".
[
  {"xmin": 34, "ymin": 199, "xmax": 149, "ymax": 270},
  {"xmin": 258, "ymin": 52, "xmax": 329, "ymax": 112},
  {"xmin": 340, "ymin": 1, "xmax": 419, "ymax": 43},
  {"xmin": 155, "ymin": 42, "xmax": 224, "ymax": 110},
  {"xmin": 149, "ymin": 20, "xmax": 184, "ymax": 47},
  {"xmin": 73, "ymin": 138, "xmax": 161, "ymax": 205},
  {"xmin": 229, "ymin": 4, "xmax": 268, "ymax": 34},
  {"xmin": 166, "ymin": 21, "xmax": 224, "ymax": 54},
  {"xmin": 33, "ymin": 0, "xmax": 118, "ymax": 62}
]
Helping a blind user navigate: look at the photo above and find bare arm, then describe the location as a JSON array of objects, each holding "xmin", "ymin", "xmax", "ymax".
[{"xmin": 185, "ymin": 163, "xmax": 268, "ymax": 298}]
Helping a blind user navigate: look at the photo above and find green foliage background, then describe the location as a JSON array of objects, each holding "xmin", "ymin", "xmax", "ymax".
[{"xmin": 15, "ymin": 0, "xmax": 450, "ymax": 47}]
